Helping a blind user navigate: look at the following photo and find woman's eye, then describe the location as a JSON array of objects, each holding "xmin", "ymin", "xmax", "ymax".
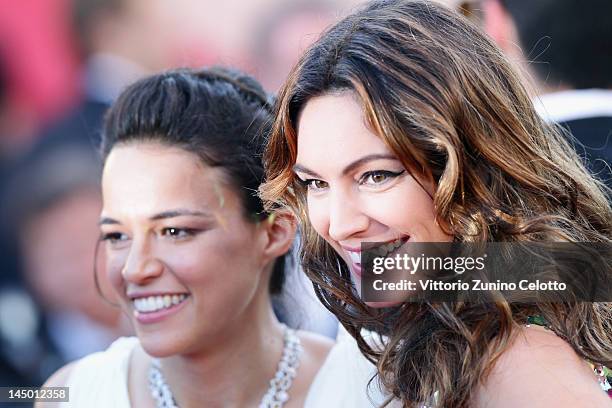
[
  {"xmin": 360, "ymin": 170, "xmax": 406, "ymax": 186},
  {"xmin": 101, "ymin": 232, "xmax": 129, "ymax": 244},
  {"xmin": 161, "ymin": 228, "xmax": 194, "ymax": 239},
  {"xmin": 300, "ymin": 178, "xmax": 329, "ymax": 191}
]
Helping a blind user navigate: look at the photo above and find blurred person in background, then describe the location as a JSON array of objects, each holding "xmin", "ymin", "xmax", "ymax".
[
  {"xmin": 33, "ymin": 0, "xmax": 200, "ymax": 153},
  {"xmin": 0, "ymin": 0, "xmax": 216, "ymax": 156},
  {"xmin": 72, "ymin": 0, "xmax": 199, "ymax": 106},
  {"xmin": 251, "ymin": 0, "xmax": 338, "ymax": 92},
  {"xmin": 0, "ymin": 0, "xmax": 81, "ymax": 155},
  {"xmin": 481, "ymin": 0, "xmax": 612, "ymax": 189},
  {"xmin": 0, "ymin": 136, "xmax": 127, "ymax": 386},
  {"xmin": 0, "ymin": 54, "xmax": 37, "ymax": 390}
]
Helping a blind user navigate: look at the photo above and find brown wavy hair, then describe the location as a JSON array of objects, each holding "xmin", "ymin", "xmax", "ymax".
[{"xmin": 261, "ymin": 0, "xmax": 612, "ymax": 406}]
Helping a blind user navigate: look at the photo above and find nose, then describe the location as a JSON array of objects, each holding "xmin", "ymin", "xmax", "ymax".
[
  {"xmin": 121, "ymin": 237, "xmax": 164, "ymax": 284},
  {"xmin": 327, "ymin": 188, "xmax": 369, "ymax": 243}
]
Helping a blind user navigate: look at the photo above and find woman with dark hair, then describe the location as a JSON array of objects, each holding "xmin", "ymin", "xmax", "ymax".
[
  {"xmin": 262, "ymin": 0, "xmax": 612, "ymax": 406},
  {"xmin": 38, "ymin": 67, "xmax": 389, "ymax": 407}
]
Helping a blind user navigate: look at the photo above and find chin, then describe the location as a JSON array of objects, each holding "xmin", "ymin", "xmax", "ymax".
[{"xmin": 136, "ymin": 330, "xmax": 192, "ymax": 358}]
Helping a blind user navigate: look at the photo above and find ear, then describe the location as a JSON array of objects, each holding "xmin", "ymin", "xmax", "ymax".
[{"xmin": 260, "ymin": 210, "xmax": 298, "ymax": 262}]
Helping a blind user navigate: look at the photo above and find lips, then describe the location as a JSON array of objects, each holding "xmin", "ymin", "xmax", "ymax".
[
  {"xmin": 372, "ymin": 236, "xmax": 410, "ymax": 256},
  {"xmin": 127, "ymin": 292, "xmax": 191, "ymax": 325},
  {"xmin": 343, "ymin": 235, "xmax": 410, "ymax": 278}
]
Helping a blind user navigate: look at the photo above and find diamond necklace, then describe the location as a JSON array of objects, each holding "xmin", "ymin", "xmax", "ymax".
[{"xmin": 148, "ymin": 324, "xmax": 303, "ymax": 408}]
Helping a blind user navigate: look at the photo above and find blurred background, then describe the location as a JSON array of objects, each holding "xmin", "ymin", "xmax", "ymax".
[{"xmin": 0, "ymin": 0, "xmax": 609, "ymax": 391}]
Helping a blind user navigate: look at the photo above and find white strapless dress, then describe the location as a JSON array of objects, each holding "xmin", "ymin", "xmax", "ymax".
[{"xmin": 60, "ymin": 325, "xmax": 391, "ymax": 407}]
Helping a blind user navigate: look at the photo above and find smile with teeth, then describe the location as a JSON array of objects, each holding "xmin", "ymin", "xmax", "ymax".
[
  {"xmin": 132, "ymin": 294, "xmax": 189, "ymax": 313},
  {"xmin": 347, "ymin": 236, "xmax": 410, "ymax": 264}
]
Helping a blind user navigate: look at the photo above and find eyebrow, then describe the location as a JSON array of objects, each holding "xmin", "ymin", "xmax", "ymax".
[
  {"xmin": 293, "ymin": 154, "xmax": 400, "ymax": 178},
  {"xmin": 99, "ymin": 209, "xmax": 212, "ymax": 225}
]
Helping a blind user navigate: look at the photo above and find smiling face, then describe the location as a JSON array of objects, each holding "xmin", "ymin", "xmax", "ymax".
[
  {"xmin": 294, "ymin": 92, "xmax": 452, "ymax": 301},
  {"xmin": 100, "ymin": 142, "xmax": 271, "ymax": 356}
]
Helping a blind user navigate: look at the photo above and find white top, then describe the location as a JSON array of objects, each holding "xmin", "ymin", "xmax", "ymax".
[
  {"xmin": 62, "ymin": 337, "xmax": 133, "ymax": 407},
  {"xmin": 61, "ymin": 326, "xmax": 391, "ymax": 407},
  {"xmin": 304, "ymin": 326, "xmax": 391, "ymax": 407}
]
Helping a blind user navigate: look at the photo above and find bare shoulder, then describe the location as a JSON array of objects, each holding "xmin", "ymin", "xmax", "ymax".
[
  {"xmin": 34, "ymin": 361, "xmax": 78, "ymax": 407},
  {"xmin": 473, "ymin": 325, "xmax": 611, "ymax": 407}
]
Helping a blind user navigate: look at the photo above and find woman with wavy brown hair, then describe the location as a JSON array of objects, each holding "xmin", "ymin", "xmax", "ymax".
[{"xmin": 261, "ymin": 0, "xmax": 612, "ymax": 406}]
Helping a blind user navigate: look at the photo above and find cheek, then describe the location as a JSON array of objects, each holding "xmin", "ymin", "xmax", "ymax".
[
  {"xmin": 173, "ymin": 233, "xmax": 264, "ymax": 317},
  {"xmin": 105, "ymin": 246, "xmax": 128, "ymax": 290},
  {"xmin": 165, "ymin": 230, "xmax": 259, "ymax": 286},
  {"xmin": 363, "ymin": 183, "xmax": 440, "ymax": 236},
  {"xmin": 306, "ymin": 196, "xmax": 330, "ymax": 238},
  {"xmin": 161, "ymin": 246, "xmax": 209, "ymax": 282}
]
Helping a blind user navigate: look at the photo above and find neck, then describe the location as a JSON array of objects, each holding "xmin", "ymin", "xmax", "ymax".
[{"xmin": 156, "ymin": 292, "xmax": 284, "ymax": 408}]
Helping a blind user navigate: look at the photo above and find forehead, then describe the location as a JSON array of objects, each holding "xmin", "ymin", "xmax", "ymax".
[
  {"xmin": 296, "ymin": 92, "xmax": 393, "ymax": 169},
  {"xmin": 101, "ymin": 142, "xmax": 235, "ymax": 216}
]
